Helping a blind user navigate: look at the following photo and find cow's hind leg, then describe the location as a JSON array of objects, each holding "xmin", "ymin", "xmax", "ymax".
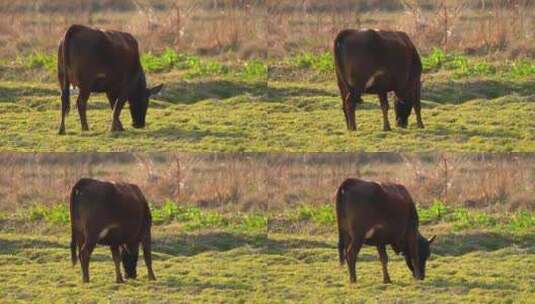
[
  {"xmin": 377, "ymin": 244, "xmax": 392, "ymax": 284},
  {"xmin": 79, "ymin": 238, "xmax": 96, "ymax": 283},
  {"xmin": 59, "ymin": 87, "xmax": 70, "ymax": 135},
  {"xmin": 142, "ymin": 233, "xmax": 156, "ymax": 281},
  {"xmin": 76, "ymin": 88, "xmax": 91, "ymax": 131},
  {"xmin": 346, "ymin": 235, "xmax": 364, "ymax": 283},
  {"xmin": 106, "ymin": 91, "xmax": 118, "ymax": 111},
  {"xmin": 344, "ymin": 96, "xmax": 358, "ymax": 131},
  {"xmin": 379, "ymin": 93, "xmax": 392, "ymax": 131},
  {"xmin": 338, "ymin": 230, "xmax": 351, "ymax": 266},
  {"xmin": 414, "ymin": 99, "xmax": 424, "ymax": 129},
  {"xmin": 337, "ymin": 75, "xmax": 351, "ymax": 130},
  {"xmin": 111, "ymin": 246, "xmax": 125, "ymax": 283},
  {"xmin": 342, "ymin": 102, "xmax": 350, "ymax": 130}
]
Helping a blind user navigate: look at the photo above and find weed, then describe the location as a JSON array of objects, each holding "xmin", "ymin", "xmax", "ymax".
[
  {"xmin": 24, "ymin": 200, "xmax": 267, "ymax": 233},
  {"xmin": 28, "ymin": 203, "xmax": 69, "ymax": 225}
]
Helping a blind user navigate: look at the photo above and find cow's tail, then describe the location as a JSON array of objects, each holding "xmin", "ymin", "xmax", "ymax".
[
  {"xmin": 69, "ymin": 179, "xmax": 85, "ymax": 266},
  {"xmin": 334, "ymin": 31, "xmax": 360, "ymax": 104},
  {"xmin": 336, "ymin": 180, "xmax": 350, "ymax": 266},
  {"xmin": 410, "ymin": 44, "xmax": 423, "ymax": 106},
  {"xmin": 60, "ymin": 26, "xmax": 81, "ymax": 115}
]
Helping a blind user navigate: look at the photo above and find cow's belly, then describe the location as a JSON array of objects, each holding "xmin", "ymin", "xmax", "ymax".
[
  {"xmin": 363, "ymin": 223, "xmax": 396, "ymax": 245},
  {"xmin": 364, "ymin": 75, "xmax": 394, "ymax": 94},
  {"xmin": 96, "ymin": 224, "xmax": 140, "ymax": 246},
  {"xmin": 90, "ymin": 74, "xmax": 111, "ymax": 93}
]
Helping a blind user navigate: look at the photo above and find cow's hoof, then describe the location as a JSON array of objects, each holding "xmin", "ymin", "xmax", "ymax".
[
  {"xmin": 383, "ymin": 279, "xmax": 392, "ymax": 284},
  {"xmin": 116, "ymin": 278, "xmax": 125, "ymax": 284},
  {"xmin": 58, "ymin": 130, "xmax": 66, "ymax": 135},
  {"xmin": 383, "ymin": 126, "xmax": 392, "ymax": 131}
]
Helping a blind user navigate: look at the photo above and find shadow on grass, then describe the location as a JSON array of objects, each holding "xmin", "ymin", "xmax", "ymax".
[
  {"xmin": 265, "ymin": 85, "xmax": 337, "ymax": 102},
  {"xmin": 265, "ymin": 230, "xmax": 535, "ymax": 259},
  {"xmin": 160, "ymin": 79, "xmax": 267, "ymax": 104},
  {"xmin": 0, "ymin": 85, "xmax": 58, "ymax": 103},
  {"xmin": 423, "ymin": 78, "xmax": 535, "ymax": 104},
  {"xmin": 142, "ymin": 126, "xmax": 245, "ymax": 143},
  {"xmin": 153, "ymin": 231, "xmax": 268, "ymax": 257},
  {"xmin": 432, "ymin": 231, "xmax": 535, "ymax": 256},
  {"xmin": 0, "ymin": 237, "xmax": 67, "ymax": 255},
  {"xmin": 271, "ymin": 75, "xmax": 535, "ymax": 106}
]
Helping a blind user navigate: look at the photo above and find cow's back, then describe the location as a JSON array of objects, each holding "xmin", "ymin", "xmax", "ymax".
[
  {"xmin": 337, "ymin": 178, "xmax": 415, "ymax": 244},
  {"xmin": 61, "ymin": 25, "xmax": 141, "ymax": 87},
  {"xmin": 337, "ymin": 179, "xmax": 388, "ymax": 229},
  {"xmin": 70, "ymin": 178, "xmax": 147, "ymax": 244},
  {"xmin": 335, "ymin": 29, "xmax": 419, "ymax": 93}
]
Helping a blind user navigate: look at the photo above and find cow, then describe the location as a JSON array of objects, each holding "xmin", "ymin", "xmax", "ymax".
[
  {"xmin": 335, "ymin": 178, "xmax": 436, "ymax": 284},
  {"xmin": 333, "ymin": 29, "xmax": 424, "ymax": 132},
  {"xmin": 69, "ymin": 178, "xmax": 156, "ymax": 283},
  {"xmin": 57, "ymin": 24, "xmax": 163, "ymax": 135}
]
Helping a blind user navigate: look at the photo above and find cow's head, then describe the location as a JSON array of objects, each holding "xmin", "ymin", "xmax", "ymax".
[
  {"xmin": 394, "ymin": 99, "xmax": 413, "ymax": 128},
  {"xmin": 129, "ymin": 71, "xmax": 163, "ymax": 129},
  {"xmin": 404, "ymin": 234, "xmax": 436, "ymax": 280},
  {"xmin": 122, "ymin": 244, "xmax": 139, "ymax": 279}
]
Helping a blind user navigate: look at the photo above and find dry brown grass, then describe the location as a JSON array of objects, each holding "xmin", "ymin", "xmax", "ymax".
[
  {"xmin": 1, "ymin": 153, "xmax": 533, "ymax": 214},
  {"xmin": 268, "ymin": 0, "xmax": 535, "ymax": 58},
  {"xmin": 0, "ymin": 0, "xmax": 267, "ymax": 59},
  {"xmin": 0, "ymin": 1, "xmax": 532, "ymax": 60}
]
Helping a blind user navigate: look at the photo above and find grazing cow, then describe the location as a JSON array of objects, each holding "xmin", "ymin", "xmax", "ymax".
[
  {"xmin": 69, "ymin": 178, "xmax": 156, "ymax": 283},
  {"xmin": 57, "ymin": 24, "xmax": 163, "ymax": 134},
  {"xmin": 333, "ymin": 29, "xmax": 424, "ymax": 131},
  {"xmin": 335, "ymin": 178, "xmax": 435, "ymax": 283}
]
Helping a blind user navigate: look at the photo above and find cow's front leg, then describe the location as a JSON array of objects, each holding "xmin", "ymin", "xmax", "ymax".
[
  {"xmin": 110, "ymin": 97, "xmax": 126, "ymax": 132},
  {"xmin": 379, "ymin": 93, "xmax": 391, "ymax": 131},
  {"xmin": 377, "ymin": 244, "xmax": 392, "ymax": 284}
]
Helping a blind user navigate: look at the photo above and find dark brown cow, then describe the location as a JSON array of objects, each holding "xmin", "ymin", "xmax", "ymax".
[
  {"xmin": 70, "ymin": 178, "xmax": 156, "ymax": 283},
  {"xmin": 335, "ymin": 178, "xmax": 435, "ymax": 283},
  {"xmin": 57, "ymin": 24, "xmax": 163, "ymax": 134},
  {"xmin": 334, "ymin": 29, "xmax": 424, "ymax": 131}
]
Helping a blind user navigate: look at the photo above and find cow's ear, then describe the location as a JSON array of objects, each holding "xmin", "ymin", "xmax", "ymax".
[
  {"xmin": 148, "ymin": 84, "xmax": 163, "ymax": 96},
  {"xmin": 428, "ymin": 235, "xmax": 437, "ymax": 245}
]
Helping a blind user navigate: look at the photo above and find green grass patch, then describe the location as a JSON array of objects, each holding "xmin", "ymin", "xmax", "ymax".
[
  {"xmin": 284, "ymin": 49, "xmax": 534, "ymax": 80},
  {"xmin": 26, "ymin": 203, "xmax": 70, "ymax": 225},
  {"xmin": 24, "ymin": 52, "xmax": 57, "ymax": 72},
  {"xmin": 11, "ymin": 49, "xmax": 267, "ymax": 82},
  {"xmin": 18, "ymin": 200, "xmax": 267, "ymax": 233},
  {"xmin": 140, "ymin": 50, "xmax": 267, "ymax": 80},
  {"xmin": 277, "ymin": 201, "xmax": 535, "ymax": 234}
]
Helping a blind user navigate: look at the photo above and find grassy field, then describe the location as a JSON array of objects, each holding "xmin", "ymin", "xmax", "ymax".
[
  {"xmin": 0, "ymin": 50, "xmax": 534, "ymax": 152},
  {"xmin": 1, "ymin": 201, "xmax": 534, "ymax": 303},
  {"xmin": 0, "ymin": 230, "xmax": 269, "ymax": 303},
  {"xmin": 0, "ymin": 202, "xmax": 268, "ymax": 303},
  {"xmin": 266, "ymin": 202, "xmax": 535, "ymax": 304}
]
